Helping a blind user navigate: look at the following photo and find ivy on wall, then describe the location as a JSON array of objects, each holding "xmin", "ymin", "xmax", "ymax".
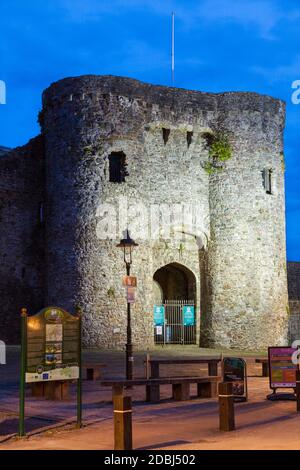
[{"xmin": 202, "ymin": 130, "xmax": 233, "ymax": 174}]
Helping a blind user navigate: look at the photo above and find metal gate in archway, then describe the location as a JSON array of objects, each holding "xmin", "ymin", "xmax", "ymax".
[{"xmin": 154, "ymin": 300, "xmax": 196, "ymax": 345}]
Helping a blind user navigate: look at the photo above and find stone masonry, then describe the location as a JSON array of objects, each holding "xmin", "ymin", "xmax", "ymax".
[{"xmin": 0, "ymin": 75, "xmax": 290, "ymax": 349}]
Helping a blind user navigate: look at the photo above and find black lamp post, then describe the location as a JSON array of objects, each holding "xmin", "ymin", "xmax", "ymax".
[{"xmin": 117, "ymin": 229, "xmax": 138, "ymax": 380}]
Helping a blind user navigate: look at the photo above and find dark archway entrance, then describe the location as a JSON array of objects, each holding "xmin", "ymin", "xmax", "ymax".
[{"xmin": 153, "ymin": 263, "xmax": 196, "ymax": 344}]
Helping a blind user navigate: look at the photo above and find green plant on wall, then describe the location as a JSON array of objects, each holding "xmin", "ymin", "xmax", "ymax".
[
  {"xmin": 107, "ymin": 287, "xmax": 115, "ymax": 298},
  {"xmin": 202, "ymin": 130, "xmax": 232, "ymax": 174}
]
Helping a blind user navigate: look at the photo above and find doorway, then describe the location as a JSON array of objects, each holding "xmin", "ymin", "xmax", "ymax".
[{"xmin": 153, "ymin": 263, "xmax": 196, "ymax": 344}]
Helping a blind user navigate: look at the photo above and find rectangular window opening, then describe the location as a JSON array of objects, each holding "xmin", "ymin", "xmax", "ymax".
[
  {"xmin": 262, "ymin": 169, "xmax": 272, "ymax": 194},
  {"xmin": 187, "ymin": 131, "xmax": 193, "ymax": 148},
  {"xmin": 162, "ymin": 128, "xmax": 170, "ymax": 145},
  {"xmin": 109, "ymin": 152, "xmax": 128, "ymax": 183}
]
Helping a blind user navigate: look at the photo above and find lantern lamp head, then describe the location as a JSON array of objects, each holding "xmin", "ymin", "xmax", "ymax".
[{"xmin": 117, "ymin": 229, "xmax": 138, "ymax": 264}]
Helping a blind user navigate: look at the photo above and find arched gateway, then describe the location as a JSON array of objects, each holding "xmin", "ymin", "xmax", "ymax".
[{"xmin": 153, "ymin": 263, "xmax": 197, "ymax": 345}]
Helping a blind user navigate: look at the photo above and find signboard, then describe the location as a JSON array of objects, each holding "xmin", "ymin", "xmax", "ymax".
[
  {"xmin": 268, "ymin": 347, "xmax": 299, "ymax": 390},
  {"xmin": 156, "ymin": 326, "xmax": 163, "ymax": 336},
  {"xmin": 127, "ymin": 287, "xmax": 135, "ymax": 304},
  {"xmin": 154, "ymin": 305, "xmax": 165, "ymax": 326},
  {"xmin": 26, "ymin": 307, "xmax": 80, "ymax": 383},
  {"xmin": 19, "ymin": 306, "xmax": 82, "ymax": 437},
  {"xmin": 182, "ymin": 306, "xmax": 195, "ymax": 326},
  {"xmin": 222, "ymin": 357, "xmax": 247, "ymax": 402},
  {"xmin": 123, "ymin": 276, "xmax": 137, "ymax": 287}
]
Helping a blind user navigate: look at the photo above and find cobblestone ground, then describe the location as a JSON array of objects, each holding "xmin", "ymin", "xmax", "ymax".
[{"xmin": 1, "ymin": 346, "xmax": 300, "ymax": 450}]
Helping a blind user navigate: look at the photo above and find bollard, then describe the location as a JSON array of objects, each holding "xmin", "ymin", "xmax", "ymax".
[
  {"xmin": 114, "ymin": 395, "xmax": 133, "ymax": 450},
  {"xmin": 218, "ymin": 382, "xmax": 235, "ymax": 432},
  {"xmin": 145, "ymin": 352, "xmax": 150, "ymax": 379},
  {"xmin": 296, "ymin": 370, "xmax": 300, "ymax": 413}
]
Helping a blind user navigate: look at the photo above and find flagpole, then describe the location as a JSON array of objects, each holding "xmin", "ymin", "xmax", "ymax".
[{"xmin": 172, "ymin": 12, "xmax": 175, "ymax": 86}]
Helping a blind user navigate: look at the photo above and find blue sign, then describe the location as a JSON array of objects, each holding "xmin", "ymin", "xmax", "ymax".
[
  {"xmin": 154, "ymin": 306, "xmax": 165, "ymax": 326},
  {"xmin": 183, "ymin": 306, "xmax": 195, "ymax": 326}
]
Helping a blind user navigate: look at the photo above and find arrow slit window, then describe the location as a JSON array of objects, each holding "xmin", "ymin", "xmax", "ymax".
[{"xmin": 262, "ymin": 168, "xmax": 272, "ymax": 194}]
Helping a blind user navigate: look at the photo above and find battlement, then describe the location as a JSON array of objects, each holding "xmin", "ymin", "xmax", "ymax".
[{"xmin": 42, "ymin": 75, "xmax": 285, "ymax": 120}]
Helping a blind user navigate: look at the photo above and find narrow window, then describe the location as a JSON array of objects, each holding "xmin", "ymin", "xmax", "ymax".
[
  {"xmin": 262, "ymin": 169, "xmax": 272, "ymax": 194},
  {"xmin": 162, "ymin": 128, "xmax": 170, "ymax": 145},
  {"xmin": 187, "ymin": 131, "xmax": 193, "ymax": 148},
  {"xmin": 39, "ymin": 202, "xmax": 44, "ymax": 224},
  {"xmin": 109, "ymin": 152, "xmax": 128, "ymax": 183}
]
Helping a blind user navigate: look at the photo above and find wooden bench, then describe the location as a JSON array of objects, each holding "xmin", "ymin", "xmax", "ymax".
[
  {"xmin": 145, "ymin": 357, "xmax": 221, "ymax": 379},
  {"xmin": 100, "ymin": 376, "xmax": 221, "ymax": 403},
  {"xmin": 84, "ymin": 363, "xmax": 106, "ymax": 381},
  {"xmin": 255, "ymin": 358, "xmax": 269, "ymax": 377}
]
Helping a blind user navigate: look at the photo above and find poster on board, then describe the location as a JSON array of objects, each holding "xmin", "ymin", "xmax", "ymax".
[
  {"xmin": 268, "ymin": 346, "xmax": 299, "ymax": 390},
  {"xmin": 222, "ymin": 357, "xmax": 248, "ymax": 402}
]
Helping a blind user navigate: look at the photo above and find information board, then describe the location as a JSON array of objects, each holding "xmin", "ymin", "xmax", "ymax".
[
  {"xmin": 26, "ymin": 307, "xmax": 80, "ymax": 383},
  {"xmin": 222, "ymin": 357, "xmax": 247, "ymax": 401},
  {"xmin": 182, "ymin": 306, "xmax": 195, "ymax": 326},
  {"xmin": 19, "ymin": 306, "xmax": 82, "ymax": 437},
  {"xmin": 268, "ymin": 346, "xmax": 299, "ymax": 389},
  {"xmin": 154, "ymin": 306, "xmax": 165, "ymax": 326}
]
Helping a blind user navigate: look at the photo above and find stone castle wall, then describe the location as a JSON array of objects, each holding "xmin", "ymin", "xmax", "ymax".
[
  {"xmin": 0, "ymin": 75, "xmax": 290, "ymax": 349},
  {"xmin": 40, "ymin": 75, "xmax": 289, "ymax": 350},
  {"xmin": 202, "ymin": 94, "xmax": 288, "ymax": 349},
  {"xmin": 0, "ymin": 137, "xmax": 45, "ymax": 343}
]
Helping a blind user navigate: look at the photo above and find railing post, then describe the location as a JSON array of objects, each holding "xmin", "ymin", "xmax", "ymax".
[
  {"xmin": 114, "ymin": 395, "xmax": 132, "ymax": 450},
  {"xmin": 218, "ymin": 382, "xmax": 235, "ymax": 432},
  {"xmin": 296, "ymin": 370, "xmax": 300, "ymax": 413}
]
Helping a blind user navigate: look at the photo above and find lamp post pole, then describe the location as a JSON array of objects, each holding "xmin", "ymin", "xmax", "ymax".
[
  {"xmin": 117, "ymin": 230, "xmax": 138, "ymax": 382},
  {"xmin": 126, "ymin": 261, "xmax": 133, "ymax": 381}
]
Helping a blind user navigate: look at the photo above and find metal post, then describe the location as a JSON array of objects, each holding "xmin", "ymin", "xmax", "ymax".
[
  {"xmin": 126, "ymin": 262, "xmax": 133, "ymax": 381},
  {"xmin": 76, "ymin": 308, "xmax": 82, "ymax": 428},
  {"xmin": 296, "ymin": 370, "xmax": 300, "ymax": 413},
  {"xmin": 19, "ymin": 308, "xmax": 27, "ymax": 437}
]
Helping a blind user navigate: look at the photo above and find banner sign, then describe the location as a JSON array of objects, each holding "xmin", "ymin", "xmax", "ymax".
[
  {"xmin": 182, "ymin": 306, "xmax": 195, "ymax": 326},
  {"xmin": 26, "ymin": 307, "xmax": 80, "ymax": 383},
  {"xmin": 268, "ymin": 347, "xmax": 299, "ymax": 389},
  {"xmin": 156, "ymin": 326, "xmax": 163, "ymax": 336},
  {"xmin": 123, "ymin": 276, "xmax": 137, "ymax": 287},
  {"xmin": 222, "ymin": 357, "xmax": 247, "ymax": 401},
  {"xmin": 154, "ymin": 306, "xmax": 165, "ymax": 326},
  {"xmin": 127, "ymin": 287, "xmax": 135, "ymax": 304}
]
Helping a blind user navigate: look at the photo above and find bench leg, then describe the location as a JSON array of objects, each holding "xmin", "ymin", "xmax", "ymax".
[
  {"xmin": 146, "ymin": 384, "xmax": 160, "ymax": 402},
  {"xmin": 208, "ymin": 362, "xmax": 218, "ymax": 376},
  {"xmin": 262, "ymin": 363, "xmax": 269, "ymax": 377},
  {"xmin": 173, "ymin": 383, "xmax": 190, "ymax": 401},
  {"xmin": 197, "ymin": 382, "xmax": 217, "ymax": 398},
  {"xmin": 86, "ymin": 368, "xmax": 94, "ymax": 381}
]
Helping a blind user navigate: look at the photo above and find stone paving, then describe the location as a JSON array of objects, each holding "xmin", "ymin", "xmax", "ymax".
[{"xmin": 2, "ymin": 346, "xmax": 300, "ymax": 450}]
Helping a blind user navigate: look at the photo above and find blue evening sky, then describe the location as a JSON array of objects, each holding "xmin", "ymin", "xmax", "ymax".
[{"xmin": 0, "ymin": 0, "xmax": 299, "ymax": 259}]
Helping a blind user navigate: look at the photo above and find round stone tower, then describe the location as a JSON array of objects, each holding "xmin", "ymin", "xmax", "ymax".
[
  {"xmin": 41, "ymin": 75, "xmax": 288, "ymax": 350},
  {"xmin": 200, "ymin": 93, "xmax": 289, "ymax": 349}
]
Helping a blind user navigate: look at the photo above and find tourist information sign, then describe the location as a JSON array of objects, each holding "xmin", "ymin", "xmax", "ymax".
[
  {"xmin": 182, "ymin": 305, "xmax": 195, "ymax": 326},
  {"xmin": 267, "ymin": 346, "xmax": 299, "ymax": 400},
  {"xmin": 222, "ymin": 357, "xmax": 248, "ymax": 402},
  {"xmin": 19, "ymin": 307, "xmax": 82, "ymax": 436},
  {"xmin": 154, "ymin": 306, "xmax": 165, "ymax": 326}
]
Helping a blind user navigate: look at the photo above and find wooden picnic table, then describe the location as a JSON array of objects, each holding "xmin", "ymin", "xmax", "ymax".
[
  {"xmin": 100, "ymin": 376, "xmax": 221, "ymax": 402},
  {"xmin": 147, "ymin": 357, "xmax": 221, "ymax": 379}
]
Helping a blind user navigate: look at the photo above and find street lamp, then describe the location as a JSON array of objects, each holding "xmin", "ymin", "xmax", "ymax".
[{"xmin": 117, "ymin": 229, "xmax": 138, "ymax": 380}]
